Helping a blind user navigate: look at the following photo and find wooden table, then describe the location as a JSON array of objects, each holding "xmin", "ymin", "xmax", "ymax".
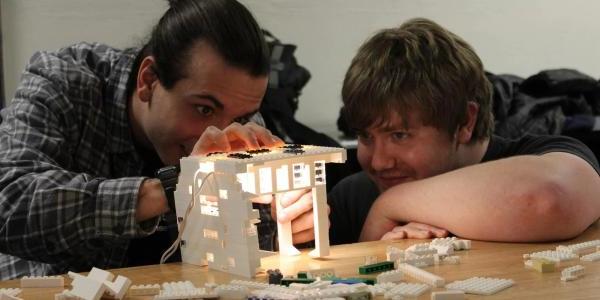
[{"xmin": 2, "ymin": 222, "xmax": 600, "ymax": 299}]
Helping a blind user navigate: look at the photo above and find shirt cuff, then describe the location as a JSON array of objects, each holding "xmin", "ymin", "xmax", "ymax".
[{"xmin": 94, "ymin": 177, "xmax": 156, "ymax": 238}]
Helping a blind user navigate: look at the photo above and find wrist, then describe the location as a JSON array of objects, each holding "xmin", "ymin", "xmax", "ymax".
[{"xmin": 135, "ymin": 178, "xmax": 169, "ymax": 222}]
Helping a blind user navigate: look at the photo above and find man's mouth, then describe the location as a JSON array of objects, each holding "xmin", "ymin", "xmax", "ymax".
[{"xmin": 376, "ymin": 175, "xmax": 411, "ymax": 189}]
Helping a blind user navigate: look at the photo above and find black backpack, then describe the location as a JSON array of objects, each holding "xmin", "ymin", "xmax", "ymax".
[{"xmin": 260, "ymin": 30, "xmax": 340, "ymax": 148}]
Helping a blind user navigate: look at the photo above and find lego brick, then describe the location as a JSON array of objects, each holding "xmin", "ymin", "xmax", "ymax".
[
  {"xmin": 215, "ymin": 284, "xmax": 249, "ymax": 299},
  {"xmin": 103, "ymin": 275, "xmax": 131, "ymax": 299},
  {"xmin": 376, "ymin": 269, "xmax": 403, "ymax": 283},
  {"xmin": 306, "ymin": 268, "xmax": 336, "ymax": 279},
  {"xmin": 358, "ymin": 261, "xmax": 395, "ymax": 275},
  {"xmin": 280, "ymin": 277, "xmax": 315, "ymax": 286},
  {"xmin": 127, "ymin": 284, "xmax": 161, "ymax": 296},
  {"xmin": 556, "ymin": 239, "xmax": 600, "ymax": 255},
  {"xmin": 157, "ymin": 281, "xmax": 217, "ymax": 300},
  {"xmin": 399, "ymin": 254, "xmax": 435, "ymax": 268},
  {"xmin": 561, "ymin": 265, "xmax": 585, "ymax": 282},
  {"xmin": 439, "ymin": 255, "xmax": 460, "ymax": 265},
  {"xmin": 396, "ymin": 263, "xmax": 445, "ymax": 287},
  {"xmin": 229, "ymin": 279, "xmax": 271, "ymax": 290},
  {"xmin": 445, "ymin": 277, "xmax": 514, "ymax": 295},
  {"xmin": 431, "ymin": 290, "xmax": 465, "ymax": 300},
  {"xmin": 384, "ymin": 282, "xmax": 430, "ymax": 298},
  {"xmin": 331, "ymin": 278, "xmax": 375, "ymax": 285},
  {"xmin": 524, "ymin": 259, "xmax": 556, "ymax": 273},
  {"xmin": 524, "ymin": 250, "xmax": 578, "ymax": 263},
  {"xmin": 87, "ymin": 267, "xmax": 114, "ymax": 283},
  {"xmin": 386, "ymin": 246, "xmax": 405, "ymax": 262},
  {"xmin": 406, "ymin": 243, "xmax": 437, "ymax": 256},
  {"xmin": 267, "ymin": 269, "xmax": 283, "ymax": 285},
  {"xmin": 0, "ymin": 289, "xmax": 21, "ymax": 297},
  {"xmin": 70, "ymin": 276, "xmax": 106, "ymax": 300},
  {"xmin": 580, "ymin": 251, "xmax": 600, "ymax": 262},
  {"xmin": 453, "ymin": 240, "xmax": 471, "ymax": 250},
  {"xmin": 20, "ymin": 275, "xmax": 64, "ymax": 288}
]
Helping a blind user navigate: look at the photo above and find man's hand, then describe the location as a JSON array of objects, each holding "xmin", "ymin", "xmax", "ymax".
[
  {"xmin": 136, "ymin": 178, "xmax": 169, "ymax": 222},
  {"xmin": 381, "ymin": 222, "xmax": 448, "ymax": 240},
  {"xmin": 271, "ymin": 189, "xmax": 328, "ymax": 245},
  {"xmin": 191, "ymin": 122, "xmax": 284, "ymax": 155}
]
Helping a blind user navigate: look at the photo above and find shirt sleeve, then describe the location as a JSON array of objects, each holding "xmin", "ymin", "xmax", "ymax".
[{"xmin": 0, "ymin": 50, "xmax": 154, "ymax": 265}]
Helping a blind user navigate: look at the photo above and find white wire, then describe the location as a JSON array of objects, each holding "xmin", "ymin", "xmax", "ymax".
[{"xmin": 160, "ymin": 170, "xmax": 215, "ymax": 264}]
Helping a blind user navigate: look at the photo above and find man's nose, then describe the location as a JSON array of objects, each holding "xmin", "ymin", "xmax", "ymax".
[{"xmin": 370, "ymin": 143, "xmax": 395, "ymax": 171}]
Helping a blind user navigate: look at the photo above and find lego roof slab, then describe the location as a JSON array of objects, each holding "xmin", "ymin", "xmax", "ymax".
[{"xmin": 185, "ymin": 145, "xmax": 346, "ymax": 171}]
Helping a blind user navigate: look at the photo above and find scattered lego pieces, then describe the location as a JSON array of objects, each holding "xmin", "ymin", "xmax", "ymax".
[{"xmin": 445, "ymin": 277, "xmax": 514, "ymax": 295}]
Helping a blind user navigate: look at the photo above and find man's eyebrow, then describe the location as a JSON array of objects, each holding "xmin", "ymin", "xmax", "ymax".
[{"xmin": 191, "ymin": 94, "xmax": 224, "ymax": 110}]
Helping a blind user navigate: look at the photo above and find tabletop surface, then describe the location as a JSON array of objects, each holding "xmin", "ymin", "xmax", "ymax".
[{"xmin": 2, "ymin": 222, "xmax": 600, "ymax": 299}]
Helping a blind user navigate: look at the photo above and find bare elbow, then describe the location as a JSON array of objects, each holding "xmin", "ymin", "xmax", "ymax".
[{"xmin": 522, "ymin": 180, "xmax": 589, "ymax": 241}]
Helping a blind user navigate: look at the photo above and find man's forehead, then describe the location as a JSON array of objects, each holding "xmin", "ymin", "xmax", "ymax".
[{"xmin": 366, "ymin": 110, "xmax": 419, "ymax": 132}]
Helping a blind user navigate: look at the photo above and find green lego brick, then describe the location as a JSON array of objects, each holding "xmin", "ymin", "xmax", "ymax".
[
  {"xmin": 280, "ymin": 277, "xmax": 315, "ymax": 286},
  {"xmin": 358, "ymin": 261, "xmax": 394, "ymax": 275},
  {"xmin": 297, "ymin": 271, "xmax": 308, "ymax": 279},
  {"xmin": 346, "ymin": 277, "xmax": 376, "ymax": 285}
]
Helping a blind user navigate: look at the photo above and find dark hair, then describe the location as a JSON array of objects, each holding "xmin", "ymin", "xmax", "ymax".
[
  {"xmin": 126, "ymin": 0, "xmax": 269, "ymax": 96},
  {"xmin": 341, "ymin": 18, "xmax": 493, "ymax": 142}
]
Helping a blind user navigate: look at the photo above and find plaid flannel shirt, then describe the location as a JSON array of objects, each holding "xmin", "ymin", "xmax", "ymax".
[{"xmin": 0, "ymin": 42, "xmax": 276, "ymax": 280}]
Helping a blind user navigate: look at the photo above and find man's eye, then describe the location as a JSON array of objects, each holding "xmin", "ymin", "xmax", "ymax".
[
  {"xmin": 196, "ymin": 105, "xmax": 214, "ymax": 116},
  {"xmin": 234, "ymin": 116, "xmax": 250, "ymax": 125},
  {"xmin": 391, "ymin": 132, "xmax": 409, "ymax": 141}
]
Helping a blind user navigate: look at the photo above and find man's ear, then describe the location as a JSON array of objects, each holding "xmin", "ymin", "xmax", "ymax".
[
  {"xmin": 136, "ymin": 56, "xmax": 158, "ymax": 103},
  {"xmin": 456, "ymin": 101, "xmax": 479, "ymax": 144}
]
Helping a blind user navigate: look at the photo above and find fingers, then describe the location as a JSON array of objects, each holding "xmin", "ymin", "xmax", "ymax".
[
  {"xmin": 244, "ymin": 122, "xmax": 285, "ymax": 148},
  {"xmin": 277, "ymin": 190, "xmax": 313, "ymax": 223},
  {"xmin": 191, "ymin": 126, "xmax": 231, "ymax": 156},
  {"xmin": 224, "ymin": 122, "xmax": 260, "ymax": 151},
  {"xmin": 292, "ymin": 228, "xmax": 314, "ymax": 244},
  {"xmin": 385, "ymin": 222, "xmax": 446, "ymax": 239},
  {"xmin": 279, "ymin": 189, "xmax": 311, "ymax": 208},
  {"xmin": 405, "ymin": 222, "xmax": 449, "ymax": 238},
  {"xmin": 381, "ymin": 230, "xmax": 406, "ymax": 240},
  {"xmin": 249, "ymin": 194, "xmax": 274, "ymax": 204},
  {"xmin": 191, "ymin": 122, "xmax": 284, "ymax": 156}
]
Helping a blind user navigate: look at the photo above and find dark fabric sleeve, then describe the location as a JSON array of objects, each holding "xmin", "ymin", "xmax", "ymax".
[
  {"xmin": 492, "ymin": 135, "xmax": 600, "ymax": 175},
  {"xmin": 328, "ymin": 172, "xmax": 379, "ymax": 245}
]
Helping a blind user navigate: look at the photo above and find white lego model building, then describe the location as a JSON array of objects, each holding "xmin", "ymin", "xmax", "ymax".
[{"xmin": 173, "ymin": 145, "xmax": 346, "ymax": 277}]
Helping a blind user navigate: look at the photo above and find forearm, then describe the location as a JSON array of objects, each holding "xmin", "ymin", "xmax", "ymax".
[{"xmin": 361, "ymin": 153, "xmax": 600, "ymax": 242}]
